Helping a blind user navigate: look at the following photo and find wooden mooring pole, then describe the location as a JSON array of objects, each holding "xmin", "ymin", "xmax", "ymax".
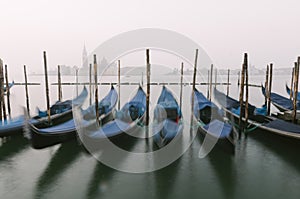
[
  {"xmin": 245, "ymin": 56, "xmax": 249, "ymax": 129},
  {"xmin": 24, "ymin": 65, "xmax": 30, "ymax": 115},
  {"xmin": 5, "ymin": 65, "xmax": 11, "ymax": 119},
  {"xmin": 214, "ymin": 68, "xmax": 217, "ymax": 88},
  {"xmin": 227, "ymin": 69, "xmax": 230, "ymax": 96},
  {"xmin": 238, "ymin": 54, "xmax": 246, "ymax": 135},
  {"xmin": 207, "ymin": 70, "xmax": 210, "ymax": 99},
  {"xmin": 209, "ymin": 64, "xmax": 213, "ymax": 101},
  {"xmin": 293, "ymin": 58, "xmax": 300, "ymax": 123},
  {"xmin": 180, "ymin": 62, "xmax": 184, "ymax": 110},
  {"xmin": 89, "ymin": 63, "xmax": 92, "ymax": 106},
  {"xmin": 94, "ymin": 55, "xmax": 100, "ymax": 125},
  {"xmin": 267, "ymin": 64, "xmax": 273, "ymax": 116},
  {"xmin": 146, "ymin": 49, "xmax": 150, "ymax": 126},
  {"xmin": 190, "ymin": 49, "xmax": 199, "ymax": 125},
  {"xmin": 43, "ymin": 51, "xmax": 51, "ymax": 124},
  {"xmin": 118, "ymin": 60, "xmax": 121, "ymax": 110},
  {"xmin": 58, "ymin": 65, "xmax": 62, "ymax": 101},
  {"xmin": 237, "ymin": 71, "xmax": 240, "ymax": 90},
  {"xmin": 0, "ymin": 59, "xmax": 2, "ymax": 121},
  {"xmin": 265, "ymin": 65, "xmax": 269, "ymax": 105},
  {"xmin": 76, "ymin": 68, "xmax": 79, "ymax": 97},
  {"xmin": 0, "ymin": 60, "xmax": 6, "ymax": 122},
  {"xmin": 290, "ymin": 67, "xmax": 295, "ymax": 100}
]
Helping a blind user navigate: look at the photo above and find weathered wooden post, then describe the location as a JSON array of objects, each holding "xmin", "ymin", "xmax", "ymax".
[
  {"xmin": 0, "ymin": 59, "xmax": 2, "ymax": 121},
  {"xmin": 43, "ymin": 51, "xmax": 51, "ymax": 124},
  {"xmin": 267, "ymin": 64, "xmax": 273, "ymax": 116},
  {"xmin": 118, "ymin": 60, "xmax": 121, "ymax": 110},
  {"xmin": 290, "ymin": 67, "xmax": 295, "ymax": 100},
  {"xmin": 190, "ymin": 49, "xmax": 199, "ymax": 125},
  {"xmin": 5, "ymin": 65, "xmax": 11, "ymax": 119},
  {"xmin": 58, "ymin": 65, "xmax": 62, "ymax": 101},
  {"xmin": 0, "ymin": 60, "xmax": 6, "ymax": 121},
  {"xmin": 24, "ymin": 65, "xmax": 30, "ymax": 115},
  {"xmin": 245, "ymin": 58, "xmax": 249, "ymax": 128},
  {"xmin": 237, "ymin": 71, "xmax": 240, "ymax": 89},
  {"xmin": 180, "ymin": 62, "xmax": 184, "ymax": 110},
  {"xmin": 214, "ymin": 68, "xmax": 218, "ymax": 88},
  {"xmin": 207, "ymin": 70, "xmax": 210, "ymax": 99},
  {"xmin": 146, "ymin": 49, "xmax": 150, "ymax": 126},
  {"xmin": 227, "ymin": 69, "xmax": 230, "ymax": 96},
  {"xmin": 209, "ymin": 64, "xmax": 213, "ymax": 101},
  {"xmin": 89, "ymin": 63, "xmax": 92, "ymax": 106},
  {"xmin": 238, "ymin": 54, "xmax": 246, "ymax": 135},
  {"xmin": 94, "ymin": 55, "xmax": 100, "ymax": 125},
  {"xmin": 293, "ymin": 58, "xmax": 300, "ymax": 123},
  {"xmin": 265, "ymin": 65, "xmax": 269, "ymax": 105},
  {"xmin": 76, "ymin": 68, "xmax": 79, "ymax": 97}
]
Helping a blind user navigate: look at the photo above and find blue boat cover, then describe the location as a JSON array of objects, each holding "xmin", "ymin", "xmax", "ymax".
[
  {"xmin": 38, "ymin": 86, "xmax": 88, "ymax": 117},
  {"xmin": 157, "ymin": 86, "xmax": 182, "ymax": 117},
  {"xmin": 203, "ymin": 119, "xmax": 232, "ymax": 138},
  {"xmin": 0, "ymin": 116, "xmax": 24, "ymax": 133},
  {"xmin": 83, "ymin": 86, "xmax": 118, "ymax": 120},
  {"xmin": 0, "ymin": 114, "xmax": 41, "ymax": 135},
  {"xmin": 264, "ymin": 119, "xmax": 300, "ymax": 134},
  {"xmin": 160, "ymin": 119, "xmax": 182, "ymax": 140},
  {"xmin": 38, "ymin": 119, "xmax": 76, "ymax": 134},
  {"xmin": 193, "ymin": 88, "xmax": 217, "ymax": 111},
  {"xmin": 254, "ymin": 104, "xmax": 267, "ymax": 115},
  {"xmin": 215, "ymin": 87, "xmax": 300, "ymax": 135},
  {"xmin": 35, "ymin": 86, "xmax": 117, "ymax": 134},
  {"xmin": 193, "ymin": 88, "xmax": 222, "ymax": 119},
  {"xmin": 153, "ymin": 86, "xmax": 183, "ymax": 143},
  {"xmin": 261, "ymin": 86, "xmax": 299, "ymax": 111},
  {"xmin": 214, "ymin": 88, "xmax": 264, "ymax": 116},
  {"xmin": 88, "ymin": 86, "xmax": 146, "ymax": 139},
  {"xmin": 213, "ymin": 88, "xmax": 240, "ymax": 110},
  {"xmin": 116, "ymin": 86, "xmax": 146, "ymax": 121}
]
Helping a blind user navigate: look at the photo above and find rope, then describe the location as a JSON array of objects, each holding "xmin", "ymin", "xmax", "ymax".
[{"xmin": 227, "ymin": 118, "xmax": 262, "ymax": 134}]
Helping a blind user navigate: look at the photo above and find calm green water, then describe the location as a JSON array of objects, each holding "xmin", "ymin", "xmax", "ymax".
[{"xmin": 0, "ymin": 73, "xmax": 300, "ymax": 199}]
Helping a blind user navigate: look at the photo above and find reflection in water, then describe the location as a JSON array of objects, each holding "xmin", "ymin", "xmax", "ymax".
[
  {"xmin": 86, "ymin": 132, "xmax": 140, "ymax": 199},
  {"xmin": 0, "ymin": 135, "xmax": 29, "ymax": 162},
  {"xmin": 153, "ymin": 136, "xmax": 183, "ymax": 199},
  {"xmin": 34, "ymin": 141, "xmax": 82, "ymax": 199},
  {"xmin": 250, "ymin": 130, "xmax": 300, "ymax": 174},
  {"xmin": 2, "ymin": 74, "xmax": 300, "ymax": 199},
  {"xmin": 198, "ymin": 132, "xmax": 236, "ymax": 199}
]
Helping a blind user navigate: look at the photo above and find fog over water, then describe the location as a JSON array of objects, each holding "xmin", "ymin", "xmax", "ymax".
[{"xmin": 0, "ymin": 0, "xmax": 300, "ymax": 78}]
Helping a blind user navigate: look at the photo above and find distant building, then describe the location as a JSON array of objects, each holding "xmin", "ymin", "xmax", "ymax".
[
  {"xmin": 60, "ymin": 65, "xmax": 72, "ymax": 75},
  {"xmin": 82, "ymin": 44, "xmax": 88, "ymax": 69}
]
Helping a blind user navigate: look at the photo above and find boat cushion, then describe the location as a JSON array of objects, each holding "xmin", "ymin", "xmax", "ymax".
[{"xmin": 203, "ymin": 119, "xmax": 232, "ymax": 138}]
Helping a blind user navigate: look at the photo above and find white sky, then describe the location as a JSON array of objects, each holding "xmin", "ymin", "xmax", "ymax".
[{"xmin": 0, "ymin": 0, "xmax": 299, "ymax": 75}]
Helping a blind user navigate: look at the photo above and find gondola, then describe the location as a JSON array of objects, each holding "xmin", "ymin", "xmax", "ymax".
[
  {"xmin": 214, "ymin": 88, "xmax": 300, "ymax": 140},
  {"xmin": 37, "ymin": 86, "xmax": 88, "ymax": 117},
  {"xmin": 27, "ymin": 86, "xmax": 117, "ymax": 149},
  {"xmin": 261, "ymin": 86, "xmax": 297, "ymax": 112},
  {"xmin": 153, "ymin": 86, "xmax": 183, "ymax": 147},
  {"xmin": 193, "ymin": 88, "xmax": 234, "ymax": 154},
  {"xmin": 286, "ymin": 84, "xmax": 300, "ymax": 100},
  {"xmin": 78, "ymin": 86, "xmax": 146, "ymax": 145},
  {"xmin": 0, "ymin": 86, "xmax": 88, "ymax": 138}
]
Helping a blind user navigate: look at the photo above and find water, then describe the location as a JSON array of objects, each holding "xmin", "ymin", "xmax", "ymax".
[{"xmin": 0, "ymin": 73, "xmax": 300, "ymax": 199}]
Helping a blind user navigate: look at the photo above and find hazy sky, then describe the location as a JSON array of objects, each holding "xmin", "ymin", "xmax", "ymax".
[{"xmin": 0, "ymin": 0, "xmax": 299, "ymax": 75}]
